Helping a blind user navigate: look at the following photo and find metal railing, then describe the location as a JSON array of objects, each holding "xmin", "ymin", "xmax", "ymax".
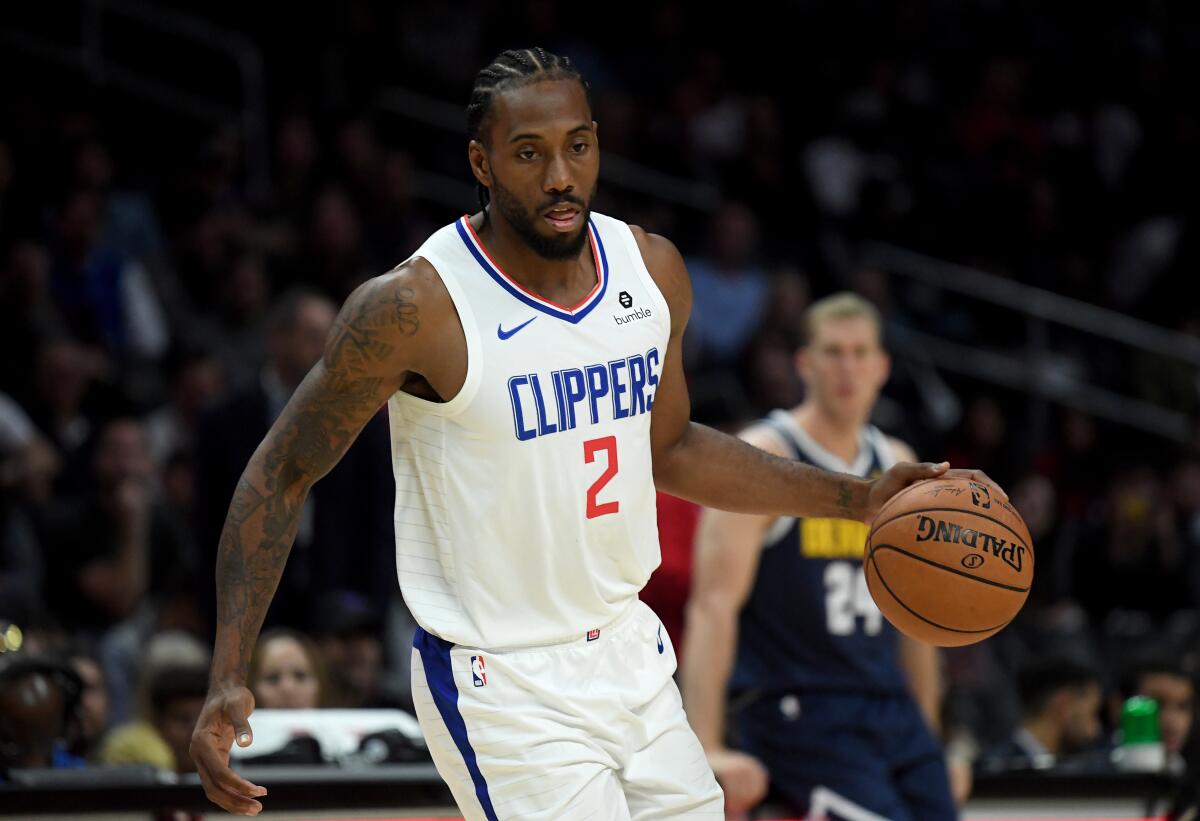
[
  {"xmin": 0, "ymin": 0, "xmax": 270, "ymax": 200},
  {"xmin": 864, "ymin": 241, "xmax": 1198, "ymax": 442}
]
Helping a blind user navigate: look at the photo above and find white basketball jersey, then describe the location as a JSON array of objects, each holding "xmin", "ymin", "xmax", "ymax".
[{"xmin": 388, "ymin": 213, "xmax": 671, "ymax": 649}]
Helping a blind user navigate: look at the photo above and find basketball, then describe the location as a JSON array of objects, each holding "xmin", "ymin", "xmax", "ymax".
[{"xmin": 865, "ymin": 477, "xmax": 1034, "ymax": 647}]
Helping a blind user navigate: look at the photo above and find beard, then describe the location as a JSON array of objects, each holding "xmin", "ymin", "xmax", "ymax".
[{"xmin": 489, "ymin": 177, "xmax": 593, "ymax": 261}]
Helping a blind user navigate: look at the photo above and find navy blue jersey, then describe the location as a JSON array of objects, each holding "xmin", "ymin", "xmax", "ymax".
[{"xmin": 730, "ymin": 411, "xmax": 909, "ymax": 695}]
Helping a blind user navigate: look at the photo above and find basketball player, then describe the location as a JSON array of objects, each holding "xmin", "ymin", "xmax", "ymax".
[
  {"xmin": 189, "ymin": 49, "xmax": 998, "ymax": 819},
  {"xmin": 682, "ymin": 293, "xmax": 958, "ymax": 820}
]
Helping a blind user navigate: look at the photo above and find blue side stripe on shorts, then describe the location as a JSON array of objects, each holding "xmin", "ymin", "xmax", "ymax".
[{"xmin": 414, "ymin": 627, "xmax": 499, "ymax": 821}]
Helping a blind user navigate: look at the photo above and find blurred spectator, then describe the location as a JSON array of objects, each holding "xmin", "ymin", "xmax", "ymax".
[
  {"xmin": 49, "ymin": 188, "xmax": 169, "ymax": 364},
  {"xmin": 29, "ymin": 339, "xmax": 102, "ymax": 473},
  {"xmin": 195, "ymin": 290, "xmax": 395, "ymax": 633},
  {"xmin": 1110, "ymin": 655, "xmax": 1195, "ymax": 774},
  {"xmin": 1011, "ymin": 473, "xmax": 1076, "ymax": 607},
  {"xmin": 0, "ymin": 392, "xmax": 61, "ymax": 504},
  {"xmin": 684, "ymin": 202, "xmax": 769, "ymax": 369},
  {"xmin": 248, "ymin": 627, "xmax": 330, "ymax": 710},
  {"xmin": 99, "ymin": 663, "xmax": 208, "ymax": 773},
  {"xmin": 72, "ymin": 136, "xmax": 166, "ymax": 262},
  {"xmin": 209, "ymin": 251, "xmax": 272, "ymax": 393},
  {"xmin": 313, "ymin": 591, "xmax": 408, "ymax": 711},
  {"xmin": 63, "ymin": 644, "xmax": 111, "ymax": 761},
  {"xmin": 981, "ymin": 656, "xmax": 1103, "ymax": 772},
  {"xmin": 0, "ymin": 654, "xmax": 85, "ymax": 775},
  {"xmin": 943, "ymin": 396, "xmax": 1024, "ymax": 490},
  {"xmin": 1072, "ymin": 466, "xmax": 1190, "ymax": 624},
  {"xmin": 143, "ymin": 351, "xmax": 225, "ymax": 466},
  {"xmin": 0, "ymin": 240, "xmax": 67, "ymax": 402},
  {"xmin": 38, "ymin": 418, "xmax": 193, "ymax": 633},
  {"xmin": 299, "ymin": 186, "xmax": 375, "ymax": 300}
]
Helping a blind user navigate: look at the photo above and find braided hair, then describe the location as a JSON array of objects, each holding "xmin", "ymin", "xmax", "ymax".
[{"xmin": 466, "ymin": 47, "xmax": 590, "ymax": 223}]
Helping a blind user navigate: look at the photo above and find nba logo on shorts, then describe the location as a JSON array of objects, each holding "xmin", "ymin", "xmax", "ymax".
[
  {"xmin": 587, "ymin": 628, "xmax": 600, "ymax": 642},
  {"xmin": 471, "ymin": 655, "xmax": 487, "ymax": 687}
]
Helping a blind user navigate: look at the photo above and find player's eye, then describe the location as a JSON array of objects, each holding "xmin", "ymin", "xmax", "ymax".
[
  {"xmin": 518, "ymin": 148, "xmax": 538, "ymax": 160},
  {"xmin": 571, "ymin": 141, "xmax": 589, "ymax": 153}
]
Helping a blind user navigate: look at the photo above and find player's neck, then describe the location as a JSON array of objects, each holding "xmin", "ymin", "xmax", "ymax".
[
  {"xmin": 793, "ymin": 404, "xmax": 864, "ymax": 465},
  {"xmin": 473, "ymin": 212, "xmax": 594, "ymax": 296}
]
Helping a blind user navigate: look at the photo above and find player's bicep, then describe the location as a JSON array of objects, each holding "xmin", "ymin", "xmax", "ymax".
[
  {"xmin": 261, "ymin": 270, "xmax": 424, "ymax": 485},
  {"xmin": 633, "ymin": 228, "xmax": 694, "ymax": 468}
]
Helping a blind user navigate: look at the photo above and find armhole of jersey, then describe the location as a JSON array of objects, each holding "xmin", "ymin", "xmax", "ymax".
[
  {"xmin": 610, "ymin": 217, "xmax": 672, "ymax": 326},
  {"xmin": 388, "ymin": 253, "xmax": 482, "ymax": 418}
]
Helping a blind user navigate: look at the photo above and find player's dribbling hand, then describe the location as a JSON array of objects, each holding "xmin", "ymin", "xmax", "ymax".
[
  {"xmin": 864, "ymin": 462, "xmax": 1007, "ymax": 523},
  {"xmin": 707, "ymin": 747, "xmax": 769, "ymax": 815},
  {"xmin": 189, "ymin": 684, "xmax": 267, "ymax": 816}
]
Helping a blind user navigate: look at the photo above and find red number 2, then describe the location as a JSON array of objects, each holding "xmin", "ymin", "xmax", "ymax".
[{"xmin": 584, "ymin": 436, "xmax": 620, "ymax": 519}]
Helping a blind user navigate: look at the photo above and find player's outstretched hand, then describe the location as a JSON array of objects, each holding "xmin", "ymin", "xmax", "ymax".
[
  {"xmin": 707, "ymin": 747, "xmax": 769, "ymax": 814},
  {"xmin": 190, "ymin": 685, "xmax": 267, "ymax": 815},
  {"xmin": 865, "ymin": 462, "xmax": 1008, "ymax": 524}
]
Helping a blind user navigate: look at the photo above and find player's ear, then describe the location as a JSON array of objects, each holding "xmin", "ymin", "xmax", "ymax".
[
  {"xmin": 877, "ymin": 350, "xmax": 892, "ymax": 388},
  {"xmin": 794, "ymin": 347, "xmax": 810, "ymax": 381},
  {"xmin": 468, "ymin": 140, "xmax": 491, "ymax": 188}
]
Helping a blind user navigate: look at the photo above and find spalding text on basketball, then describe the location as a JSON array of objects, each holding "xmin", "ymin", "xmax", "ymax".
[{"xmin": 914, "ymin": 515, "xmax": 1025, "ymax": 573}]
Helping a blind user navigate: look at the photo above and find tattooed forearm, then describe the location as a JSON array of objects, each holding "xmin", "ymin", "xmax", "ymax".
[
  {"xmin": 837, "ymin": 481, "xmax": 853, "ymax": 517},
  {"xmin": 210, "ymin": 278, "xmax": 417, "ymax": 686}
]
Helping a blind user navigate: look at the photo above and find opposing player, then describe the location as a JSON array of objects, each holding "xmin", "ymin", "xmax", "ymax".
[
  {"xmin": 189, "ymin": 49, "xmax": 997, "ymax": 819},
  {"xmin": 682, "ymin": 293, "xmax": 958, "ymax": 820}
]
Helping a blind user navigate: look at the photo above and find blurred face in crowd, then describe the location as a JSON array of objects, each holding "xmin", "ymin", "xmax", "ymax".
[
  {"xmin": 312, "ymin": 188, "xmax": 362, "ymax": 259},
  {"xmin": 1013, "ymin": 474, "xmax": 1057, "ymax": 541},
  {"xmin": 69, "ymin": 656, "xmax": 110, "ymax": 745},
  {"xmin": 58, "ymin": 190, "xmax": 102, "ymax": 259},
  {"xmin": 5, "ymin": 240, "xmax": 50, "ymax": 303},
  {"xmin": 711, "ymin": 203, "xmax": 759, "ymax": 269},
  {"xmin": 93, "ymin": 419, "xmax": 153, "ymax": 488},
  {"xmin": 1058, "ymin": 682, "xmax": 1103, "ymax": 753},
  {"xmin": 156, "ymin": 694, "xmax": 205, "ymax": 773},
  {"xmin": 254, "ymin": 635, "xmax": 321, "ymax": 710},
  {"xmin": 1137, "ymin": 673, "xmax": 1195, "ymax": 754},
  {"xmin": 174, "ymin": 358, "xmax": 223, "ymax": 420},
  {"xmin": 36, "ymin": 341, "xmax": 91, "ymax": 417},
  {"xmin": 0, "ymin": 672, "xmax": 65, "ymax": 769},
  {"xmin": 270, "ymin": 296, "xmax": 336, "ymax": 389},
  {"xmin": 797, "ymin": 315, "xmax": 889, "ymax": 427},
  {"xmin": 318, "ymin": 632, "xmax": 381, "ymax": 706},
  {"xmin": 471, "ymin": 79, "xmax": 599, "ymax": 261}
]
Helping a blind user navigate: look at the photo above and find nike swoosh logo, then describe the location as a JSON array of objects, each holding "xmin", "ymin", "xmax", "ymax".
[
  {"xmin": 657, "ymin": 624, "xmax": 664, "ymax": 654},
  {"xmin": 497, "ymin": 317, "xmax": 536, "ymax": 340}
]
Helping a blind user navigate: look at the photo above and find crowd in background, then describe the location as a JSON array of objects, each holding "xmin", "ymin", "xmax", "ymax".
[{"xmin": 1, "ymin": 0, "xmax": 1199, "ymax": 784}]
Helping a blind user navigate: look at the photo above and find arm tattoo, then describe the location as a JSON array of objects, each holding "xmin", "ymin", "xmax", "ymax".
[
  {"xmin": 213, "ymin": 281, "xmax": 417, "ymax": 682},
  {"xmin": 837, "ymin": 480, "xmax": 853, "ymax": 517}
]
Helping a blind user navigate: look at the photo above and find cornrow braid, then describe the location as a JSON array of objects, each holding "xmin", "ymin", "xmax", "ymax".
[{"xmin": 466, "ymin": 47, "xmax": 590, "ymax": 225}]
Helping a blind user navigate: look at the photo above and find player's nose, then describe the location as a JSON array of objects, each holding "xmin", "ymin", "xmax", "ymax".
[{"xmin": 543, "ymin": 151, "xmax": 574, "ymax": 193}]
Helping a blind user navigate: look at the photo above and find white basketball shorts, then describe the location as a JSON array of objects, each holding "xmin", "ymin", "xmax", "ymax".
[{"xmin": 411, "ymin": 599, "xmax": 724, "ymax": 820}]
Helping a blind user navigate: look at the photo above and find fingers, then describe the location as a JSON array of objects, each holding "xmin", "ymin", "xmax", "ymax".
[
  {"xmin": 193, "ymin": 744, "xmax": 267, "ymax": 816},
  {"xmin": 226, "ymin": 692, "xmax": 256, "ymax": 747},
  {"xmin": 895, "ymin": 461, "xmax": 949, "ymax": 479},
  {"xmin": 943, "ymin": 468, "xmax": 1010, "ymax": 502}
]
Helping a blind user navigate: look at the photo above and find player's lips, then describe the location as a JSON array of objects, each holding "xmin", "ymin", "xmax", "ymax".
[{"xmin": 542, "ymin": 205, "xmax": 582, "ymax": 232}]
